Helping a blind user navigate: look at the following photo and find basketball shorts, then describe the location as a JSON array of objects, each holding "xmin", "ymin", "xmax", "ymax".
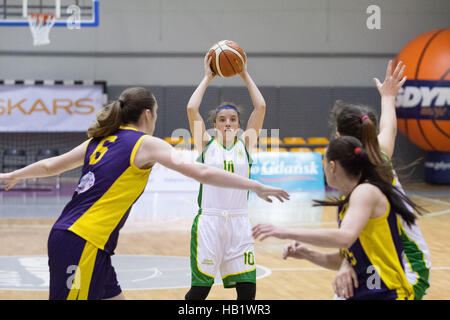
[
  {"xmin": 47, "ymin": 228, "xmax": 122, "ymax": 300},
  {"xmin": 189, "ymin": 209, "xmax": 256, "ymax": 288}
]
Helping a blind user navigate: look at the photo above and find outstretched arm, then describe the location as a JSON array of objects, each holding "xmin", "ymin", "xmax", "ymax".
[
  {"xmin": 187, "ymin": 53, "xmax": 215, "ymax": 153},
  {"xmin": 0, "ymin": 140, "xmax": 89, "ymax": 190},
  {"xmin": 252, "ymin": 184, "xmax": 377, "ymax": 248},
  {"xmin": 240, "ymin": 60, "xmax": 266, "ymax": 151},
  {"xmin": 283, "ymin": 241, "xmax": 344, "ymax": 271},
  {"xmin": 373, "ymin": 60, "xmax": 407, "ymax": 159},
  {"xmin": 133, "ymin": 136, "xmax": 290, "ymax": 203}
]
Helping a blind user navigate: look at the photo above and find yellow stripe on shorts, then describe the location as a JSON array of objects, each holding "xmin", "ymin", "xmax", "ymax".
[{"xmin": 67, "ymin": 241, "xmax": 98, "ymax": 300}]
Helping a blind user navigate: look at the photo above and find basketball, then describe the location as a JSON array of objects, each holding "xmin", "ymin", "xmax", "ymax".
[
  {"xmin": 208, "ymin": 40, "xmax": 246, "ymax": 77},
  {"xmin": 394, "ymin": 29, "xmax": 450, "ymax": 152}
]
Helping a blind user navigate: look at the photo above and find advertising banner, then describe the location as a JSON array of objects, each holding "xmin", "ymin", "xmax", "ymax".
[
  {"xmin": 250, "ymin": 151, "xmax": 325, "ymax": 191},
  {"xmin": 0, "ymin": 84, "xmax": 104, "ymax": 132}
]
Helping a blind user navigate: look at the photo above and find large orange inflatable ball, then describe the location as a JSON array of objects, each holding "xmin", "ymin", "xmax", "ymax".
[{"xmin": 394, "ymin": 29, "xmax": 450, "ymax": 152}]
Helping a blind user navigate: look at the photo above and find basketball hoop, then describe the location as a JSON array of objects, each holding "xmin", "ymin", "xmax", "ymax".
[{"xmin": 27, "ymin": 13, "xmax": 56, "ymax": 46}]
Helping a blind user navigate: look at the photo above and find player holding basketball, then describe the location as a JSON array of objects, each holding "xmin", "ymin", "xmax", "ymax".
[
  {"xmin": 184, "ymin": 53, "xmax": 265, "ymax": 300},
  {"xmin": 253, "ymin": 135, "xmax": 423, "ymax": 300},
  {"xmin": 0, "ymin": 87, "xmax": 289, "ymax": 300}
]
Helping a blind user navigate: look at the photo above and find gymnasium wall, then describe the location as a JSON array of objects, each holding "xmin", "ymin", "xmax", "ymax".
[
  {"xmin": 107, "ymin": 85, "xmax": 426, "ymax": 181},
  {"xmin": 1, "ymin": 0, "xmax": 448, "ymax": 180},
  {"xmin": 0, "ymin": 85, "xmax": 426, "ymax": 181},
  {"xmin": 0, "ymin": 0, "xmax": 448, "ymax": 86}
]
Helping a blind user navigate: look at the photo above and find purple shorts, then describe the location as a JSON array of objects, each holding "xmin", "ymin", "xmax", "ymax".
[{"xmin": 47, "ymin": 228, "xmax": 122, "ymax": 300}]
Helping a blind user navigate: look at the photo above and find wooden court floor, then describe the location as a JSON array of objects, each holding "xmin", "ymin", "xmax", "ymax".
[{"xmin": 0, "ymin": 182, "xmax": 449, "ymax": 300}]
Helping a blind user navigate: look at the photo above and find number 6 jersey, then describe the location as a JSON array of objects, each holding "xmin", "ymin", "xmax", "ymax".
[{"xmin": 52, "ymin": 126, "xmax": 152, "ymax": 254}]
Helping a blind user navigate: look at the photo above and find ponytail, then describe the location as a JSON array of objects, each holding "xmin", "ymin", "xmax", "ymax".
[
  {"xmin": 87, "ymin": 100, "xmax": 122, "ymax": 138},
  {"xmin": 360, "ymin": 115, "xmax": 394, "ymax": 184},
  {"xmin": 331, "ymin": 100, "xmax": 393, "ymax": 184},
  {"xmin": 87, "ymin": 87, "xmax": 156, "ymax": 138},
  {"xmin": 313, "ymin": 136, "xmax": 423, "ymax": 227}
]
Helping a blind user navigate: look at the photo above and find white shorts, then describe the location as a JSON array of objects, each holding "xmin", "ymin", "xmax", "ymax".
[{"xmin": 189, "ymin": 208, "xmax": 256, "ymax": 288}]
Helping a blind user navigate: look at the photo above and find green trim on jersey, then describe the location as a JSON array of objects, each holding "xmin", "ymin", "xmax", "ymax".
[
  {"xmin": 213, "ymin": 137, "xmax": 238, "ymax": 151},
  {"xmin": 400, "ymin": 227, "xmax": 430, "ymax": 300},
  {"xmin": 380, "ymin": 151, "xmax": 390, "ymax": 162},
  {"xmin": 238, "ymin": 138, "xmax": 253, "ymax": 200},
  {"xmin": 380, "ymin": 150, "xmax": 430, "ymax": 299},
  {"xmin": 190, "ymin": 137, "xmax": 256, "ymax": 288},
  {"xmin": 239, "ymin": 138, "xmax": 254, "ymax": 165},
  {"xmin": 196, "ymin": 138, "xmax": 214, "ymax": 163},
  {"xmin": 196, "ymin": 138, "xmax": 214, "ymax": 209}
]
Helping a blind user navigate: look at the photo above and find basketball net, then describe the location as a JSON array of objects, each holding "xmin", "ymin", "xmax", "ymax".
[{"xmin": 27, "ymin": 13, "xmax": 56, "ymax": 46}]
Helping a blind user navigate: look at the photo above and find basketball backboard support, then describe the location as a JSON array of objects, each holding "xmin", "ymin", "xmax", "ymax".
[{"xmin": 0, "ymin": 0, "xmax": 99, "ymax": 27}]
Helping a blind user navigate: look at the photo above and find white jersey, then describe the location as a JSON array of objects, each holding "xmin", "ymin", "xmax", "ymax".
[
  {"xmin": 191, "ymin": 137, "xmax": 256, "ymax": 288},
  {"xmin": 197, "ymin": 138, "xmax": 251, "ymax": 211},
  {"xmin": 392, "ymin": 170, "xmax": 431, "ymax": 299}
]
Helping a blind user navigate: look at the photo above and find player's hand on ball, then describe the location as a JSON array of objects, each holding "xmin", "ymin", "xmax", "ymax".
[
  {"xmin": 373, "ymin": 60, "xmax": 407, "ymax": 98},
  {"xmin": 282, "ymin": 241, "xmax": 310, "ymax": 260},
  {"xmin": 204, "ymin": 52, "xmax": 216, "ymax": 80},
  {"xmin": 0, "ymin": 173, "xmax": 20, "ymax": 191},
  {"xmin": 238, "ymin": 53, "xmax": 248, "ymax": 77},
  {"xmin": 252, "ymin": 223, "xmax": 288, "ymax": 241}
]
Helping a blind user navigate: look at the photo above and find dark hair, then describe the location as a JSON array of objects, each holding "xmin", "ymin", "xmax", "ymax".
[
  {"xmin": 329, "ymin": 100, "xmax": 393, "ymax": 183},
  {"xmin": 88, "ymin": 87, "xmax": 156, "ymax": 138},
  {"xmin": 313, "ymin": 136, "xmax": 422, "ymax": 227},
  {"xmin": 207, "ymin": 101, "xmax": 243, "ymax": 128}
]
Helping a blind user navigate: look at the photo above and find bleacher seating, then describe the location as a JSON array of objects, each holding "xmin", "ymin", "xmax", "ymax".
[
  {"xmin": 283, "ymin": 137, "xmax": 306, "ymax": 145},
  {"xmin": 289, "ymin": 147, "xmax": 312, "ymax": 152}
]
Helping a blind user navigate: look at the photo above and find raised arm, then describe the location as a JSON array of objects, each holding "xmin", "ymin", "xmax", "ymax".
[
  {"xmin": 133, "ymin": 135, "xmax": 290, "ymax": 203},
  {"xmin": 373, "ymin": 60, "xmax": 407, "ymax": 159},
  {"xmin": 239, "ymin": 60, "xmax": 266, "ymax": 151},
  {"xmin": 187, "ymin": 54, "xmax": 215, "ymax": 153},
  {"xmin": 0, "ymin": 140, "xmax": 89, "ymax": 190}
]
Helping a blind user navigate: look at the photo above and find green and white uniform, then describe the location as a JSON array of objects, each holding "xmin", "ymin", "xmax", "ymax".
[
  {"xmin": 190, "ymin": 138, "xmax": 256, "ymax": 288},
  {"xmin": 392, "ymin": 172, "xmax": 431, "ymax": 300},
  {"xmin": 383, "ymin": 153, "xmax": 431, "ymax": 300}
]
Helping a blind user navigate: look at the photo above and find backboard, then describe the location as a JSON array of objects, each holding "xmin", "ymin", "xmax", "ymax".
[{"xmin": 0, "ymin": 0, "xmax": 99, "ymax": 27}]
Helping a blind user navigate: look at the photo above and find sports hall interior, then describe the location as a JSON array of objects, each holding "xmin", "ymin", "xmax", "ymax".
[{"xmin": 0, "ymin": 0, "xmax": 449, "ymax": 300}]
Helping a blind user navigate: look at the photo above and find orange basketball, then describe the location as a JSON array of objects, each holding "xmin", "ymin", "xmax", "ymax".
[
  {"xmin": 394, "ymin": 29, "xmax": 450, "ymax": 152},
  {"xmin": 208, "ymin": 40, "xmax": 246, "ymax": 77}
]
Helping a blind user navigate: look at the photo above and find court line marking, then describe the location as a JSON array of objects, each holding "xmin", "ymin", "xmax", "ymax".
[
  {"xmin": 269, "ymin": 266, "xmax": 450, "ymax": 271},
  {"xmin": 424, "ymin": 209, "xmax": 450, "ymax": 217},
  {"xmin": 409, "ymin": 194, "xmax": 450, "ymax": 218},
  {"xmin": 0, "ymin": 254, "xmax": 273, "ymax": 291},
  {"xmin": 412, "ymin": 194, "xmax": 450, "ymax": 206}
]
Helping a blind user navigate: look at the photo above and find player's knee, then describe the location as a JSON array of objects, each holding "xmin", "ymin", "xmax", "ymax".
[
  {"xmin": 185, "ymin": 286, "xmax": 211, "ymax": 300},
  {"xmin": 236, "ymin": 282, "xmax": 256, "ymax": 300}
]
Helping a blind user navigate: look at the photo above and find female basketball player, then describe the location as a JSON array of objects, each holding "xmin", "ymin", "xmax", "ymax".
[
  {"xmin": 0, "ymin": 87, "xmax": 289, "ymax": 300},
  {"xmin": 253, "ymin": 135, "xmax": 423, "ymax": 300},
  {"xmin": 184, "ymin": 53, "xmax": 265, "ymax": 300},
  {"xmin": 271, "ymin": 61, "xmax": 430, "ymax": 300},
  {"xmin": 327, "ymin": 60, "xmax": 430, "ymax": 300},
  {"xmin": 254, "ymin": 60, "xmax": 430, "ymax": 299}
]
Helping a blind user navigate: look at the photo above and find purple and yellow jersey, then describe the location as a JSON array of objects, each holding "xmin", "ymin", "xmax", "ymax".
[
  {"xmin": 338, "ymin": 197, "xmax": 414, "ymax": 300},
  {"xmin": 52, "ymin": 126, "xmax": 152, "ymax": 254}
]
